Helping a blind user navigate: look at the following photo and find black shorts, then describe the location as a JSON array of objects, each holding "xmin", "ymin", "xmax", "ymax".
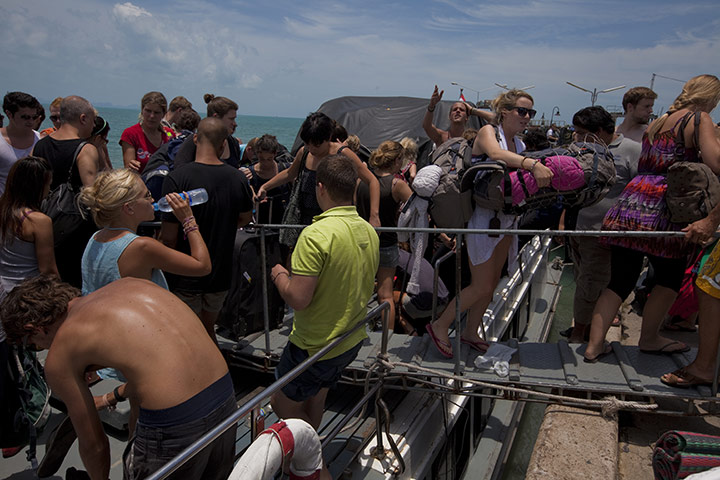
[
  {"xmin": 607, "ymin": 246, "xmax": 687, "ymax": 300},
  {"xmin": 275, "ymin": 341, "xmax": 362, "ymax": 403}
]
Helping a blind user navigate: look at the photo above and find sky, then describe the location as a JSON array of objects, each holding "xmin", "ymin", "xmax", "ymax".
[{"xmin": 1, "ymin": 0, "xmax": 719, "ymax": 124}]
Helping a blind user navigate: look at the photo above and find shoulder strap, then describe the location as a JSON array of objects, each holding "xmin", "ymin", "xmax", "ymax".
[
  {"xmin": 337, "ymin": 145, "xmax": 348, "ymax": 156},
  {"xmin": 65, "ymin": 140, "xmax": 88, "ymax": 183}
]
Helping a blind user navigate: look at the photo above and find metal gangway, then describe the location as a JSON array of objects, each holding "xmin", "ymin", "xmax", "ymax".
[{"xmin": 147, "ymin": 225, "xmax": 720, "ymax": 479}]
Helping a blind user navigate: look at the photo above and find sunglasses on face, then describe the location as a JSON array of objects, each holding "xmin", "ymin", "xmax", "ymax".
[
  {"xmin": 50, "ymin": 115, "xmax": 60, "ymax": 122},
  {"xmin": 511, "ymin": 107, "xmax": 537, "ymax": 119},
  {"xmin": 19, "ymin": 114, "xmax": 40, "ymax": 121}
]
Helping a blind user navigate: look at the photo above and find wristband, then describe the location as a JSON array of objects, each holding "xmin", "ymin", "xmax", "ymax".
[
  {"xmin": 113, "ymin": 386, "xmax": 126, "ymax": 403},
  {"xmin": 531, "ymin": 159, "xmax": 540, "ymax": 172},
  {"xmin": 272, "ymin": 271, "xmax": 289, "ymax": 282},
  {"xmin": 182, "ymin": 216, "xmax": 195, "ymax": 227},
  {"xmin": 427, "ymin": 105, "xmax": 435, "ymax": 112}
]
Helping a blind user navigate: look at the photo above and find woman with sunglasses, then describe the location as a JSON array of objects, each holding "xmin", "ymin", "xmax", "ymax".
[
  {"xmin": 0, "ymin": 156, "xmax": 57, "ymax": 457},
  {"xmin": 0, "ymin": 92, "xmax": 42, "ymax": 197},
  {"xmin": 427, "ymin": 89, "xmax": 553, "ymax": 358},
  {"xmin": 79, "ymin": 169, "xmax": 211, "ymax": 298}
]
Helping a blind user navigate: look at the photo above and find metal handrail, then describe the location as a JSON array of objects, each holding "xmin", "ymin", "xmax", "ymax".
[{"xmin": 146, "ymin": 301, "xmax": 390, "ymax": 480}]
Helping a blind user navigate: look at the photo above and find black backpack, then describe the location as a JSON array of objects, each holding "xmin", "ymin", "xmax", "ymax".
[{"xmin": 216, "ymin": 228, "xmax": 286, "ymax": 340}]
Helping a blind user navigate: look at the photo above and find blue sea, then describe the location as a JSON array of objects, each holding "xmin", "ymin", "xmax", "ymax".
[{"xmin": 37, "ymin": 106, "xmax": 303, "ymax": 170}]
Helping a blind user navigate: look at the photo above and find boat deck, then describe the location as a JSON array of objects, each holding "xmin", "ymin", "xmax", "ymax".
[{"xmin": 226, "ymin": 328, "xmax": 719, "ymax": 409}]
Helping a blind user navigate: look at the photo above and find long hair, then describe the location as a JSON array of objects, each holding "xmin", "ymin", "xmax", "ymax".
[
  {"xmin": 0, "ymin": 156, "xmax": 52, "ymax": 243},
  {"xmin": 647, "ymin": 74, "xmax": 720, "ymax": 142}
]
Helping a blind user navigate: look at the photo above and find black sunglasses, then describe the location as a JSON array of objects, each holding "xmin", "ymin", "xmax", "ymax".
[
  {"xmin": 511, "ymin": 106, "xmax": 537, "ymax": 119},
  {"xmin": 50, "ymin": 115, "xmax": 60, "ymax": 122}
]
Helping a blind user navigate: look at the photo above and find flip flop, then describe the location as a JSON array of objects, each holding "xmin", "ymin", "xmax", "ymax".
[
  {"xmin": 461, "ymin": 337, "xmax": 490, "ymax": 353},
  {"xmin": 640, "ymin": 341, "xmax": 691, "ymax": 356},
  {"xmin": 426, "ymin": 322, "xmax": 453, "ymax": 358},
  {"xmin": 583, "ymin": 342, "xmax": 612, "ymax": 364},
  {"xmin": 660, "ymin": 368, "xmax": 712, "ymax": 388}
]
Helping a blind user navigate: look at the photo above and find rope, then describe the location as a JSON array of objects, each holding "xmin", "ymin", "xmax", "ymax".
[{"xmin": 377, "ymin": 358, "xmax": 658, "ymax": 418}]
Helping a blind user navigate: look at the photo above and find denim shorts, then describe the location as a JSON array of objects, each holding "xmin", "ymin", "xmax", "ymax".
[
  {"xmin": 378, "ymin": 245, "xmax": 400, "ymax": 269},
  {"xmin": 275, "ymin": 341, "xmax": 362, "ymax": 403}
]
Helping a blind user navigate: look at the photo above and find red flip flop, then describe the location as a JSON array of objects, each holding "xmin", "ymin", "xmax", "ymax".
[
  {"xmin": 460, "ymin": 337, "xmax": 489, "ymax": 354},
  {"xmin": 426, "ymin": 323, "xmax": 453, "ymax": 358}
]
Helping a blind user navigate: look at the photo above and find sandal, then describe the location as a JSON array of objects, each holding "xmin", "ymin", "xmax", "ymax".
[
  {"xmin": 583, "ymin": 342, "xmax": 612, "ymax": 364},
  {"xmin": 661, "ymin": 368, "xmax": 712, "ymax": 388},
  {"xmin": 460, "ymin": 337, "xmax": 490, "ymax": 353},
  {"xmin": 426, "ymin": 322, "xmax": 453, "ymax": 358}
]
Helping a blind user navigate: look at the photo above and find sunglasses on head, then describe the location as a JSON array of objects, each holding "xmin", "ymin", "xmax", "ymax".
[{"xmin": 511, "ymin": 106, "xmax": 537, "ymax": 119}]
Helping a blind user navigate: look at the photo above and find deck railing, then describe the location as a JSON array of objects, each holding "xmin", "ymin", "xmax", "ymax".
[{"xmin": 146, "ymin": 223, "xmax": 718, "ymax": 479}]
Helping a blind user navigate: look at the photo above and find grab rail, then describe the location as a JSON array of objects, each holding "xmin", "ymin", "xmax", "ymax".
[{"xmin": 146, "ymin": 301, "xmax": 390, "ymax": 480}]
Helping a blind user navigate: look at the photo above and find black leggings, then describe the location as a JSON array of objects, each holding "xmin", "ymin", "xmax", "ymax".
[{"xmin": 607, "ymin": 246, "xmax": 687, "ymax": 300}]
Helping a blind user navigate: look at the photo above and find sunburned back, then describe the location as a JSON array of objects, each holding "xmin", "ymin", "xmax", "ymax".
[{"xmin": 47, "ymin": 278, "xmax": 228, "ymax": 410}]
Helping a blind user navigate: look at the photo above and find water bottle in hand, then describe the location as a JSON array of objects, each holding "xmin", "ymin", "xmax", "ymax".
[{"xmin": 153, "ymin": 188, "xmax": 209, "ymax": 212}]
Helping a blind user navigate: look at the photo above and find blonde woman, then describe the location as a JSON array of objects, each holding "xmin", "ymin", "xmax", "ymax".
[
  {"xmin": 119, "ymin": 92, "xmax": 174, "ymax": 173},
  {"xmin": 585, "ymin": 74, "xmax": 720, "ymax": 363},
  {"xmin": 357, "ymin": 141, "xmax": 413, "ymax": 330},
  {"xmin": 427, "ymin": 89, "xmax": 553, "ymax": 358},
  {"xmin": 79, "ymin": 168, "xmax": 211, "ymax": 296}
]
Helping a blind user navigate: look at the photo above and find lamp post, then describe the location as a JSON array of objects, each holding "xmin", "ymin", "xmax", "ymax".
[
  {"xmin": 566, "ymin": 82, "xmax": 626, "ymax": 106},
  {"xmin": 494, "ymin": 83, "xmax": 535, "ymax": 91},
  {"xmin": 550, "ymin": 106, "xmax": 560, "ymax": 126}
]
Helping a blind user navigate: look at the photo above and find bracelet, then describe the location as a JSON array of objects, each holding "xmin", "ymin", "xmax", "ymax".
[
  {"xmin": 113, "ymin": 386, "xmax": 126, "ymax": 403},
  {"xmin": 521, "ymin": 157, "xmax": 529, "ymax": 170},
  {"xmin": 272, "ymin": 271, "xmax": 289, "ymax": 282},
  {"xmin": 182, "ymin": 216, "xmax": 195, "ymax": 227},
  {"xmin": 427, "ymin": 105, "xmax": 435, "ymax": 112},
  {"xmin": 183, "ymin": 225, "xmax": 199, "ymax": 235},
  {"xmin": 530, "ymin": 159, "xmax": 540, "ymax": 172}
]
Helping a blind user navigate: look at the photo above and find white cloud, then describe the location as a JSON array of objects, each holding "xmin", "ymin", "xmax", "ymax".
[{"xmin": 113, "ymin": 2, "xmax": 151, "ymax": 19}]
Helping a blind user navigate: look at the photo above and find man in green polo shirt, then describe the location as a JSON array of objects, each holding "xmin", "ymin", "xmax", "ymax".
[{"xmin": 270, "ymin": 153, "xmax": 379, "ymax": 433}]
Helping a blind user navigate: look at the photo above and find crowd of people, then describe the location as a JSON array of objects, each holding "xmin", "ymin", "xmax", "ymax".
[{"xmin": 1, "ymin": 75, "xmax": 720, "ymax": 478}]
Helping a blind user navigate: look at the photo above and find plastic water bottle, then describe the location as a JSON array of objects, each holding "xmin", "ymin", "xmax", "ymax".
[{"xmin": 153, "ymin": 188, "xmax": 208, "ymax": 212}]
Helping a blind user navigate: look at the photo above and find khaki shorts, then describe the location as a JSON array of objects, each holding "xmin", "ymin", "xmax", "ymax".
[
  {"xmin": 174, "ymin": 290, "xmax": 228, "ymax": 315},
  {"xmin": 697, "ymin": 243, "xmax": 720, "ymax": 299}
]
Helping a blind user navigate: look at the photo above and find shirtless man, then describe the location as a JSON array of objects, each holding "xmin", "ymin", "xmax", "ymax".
[
  {"xmin": 0, "ymin": 275, "xmax": 237, "ymax": 480},
  {"xmin": 423, "ymin": 85, "xmax": 495, "ymax": 146},
  {"xmin": 615, "ymin": 86, "xmax": 657, "ymax": 143}
]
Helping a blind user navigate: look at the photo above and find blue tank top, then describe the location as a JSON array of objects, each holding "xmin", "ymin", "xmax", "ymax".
[{"xmin": 81, "ymin": 230, "xmax": 168, "ymax": 295}]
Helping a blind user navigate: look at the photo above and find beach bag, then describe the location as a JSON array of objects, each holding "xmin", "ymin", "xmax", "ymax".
[
  {"xmin": 279, "ymin": 150, "xmax": 308, "ymax": 247},
  {"xmin": 427, "ymin": 137, "xmax": 474, "ymax": 228},
  {"xmin": 41, "ymin": 141, "xmax": 91, "ymax": 246},
  {"xmin": 463, "ymin": 142, "xmax": 616, "ymax": 215},
  {"xmin": 666, "ymin": 113, "xmax": 720, "ymax": 224}
]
